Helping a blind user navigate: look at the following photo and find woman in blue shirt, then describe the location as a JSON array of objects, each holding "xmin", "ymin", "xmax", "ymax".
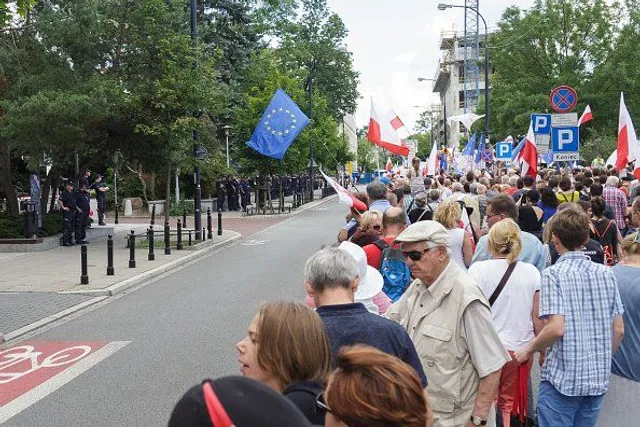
[{"xmin": 538, "ymin": 187, "xmax": 559, "ymax": 225}]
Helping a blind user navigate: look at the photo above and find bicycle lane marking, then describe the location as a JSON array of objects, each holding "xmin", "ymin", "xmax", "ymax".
[{"xmin": 0, "ymin": 341, "xmax": 130, "ymax": 423}]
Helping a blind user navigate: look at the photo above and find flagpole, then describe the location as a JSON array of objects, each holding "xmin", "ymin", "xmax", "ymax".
[{"xmin": 307, "ymin": 72, "xmax": 315, "ymax": 202}]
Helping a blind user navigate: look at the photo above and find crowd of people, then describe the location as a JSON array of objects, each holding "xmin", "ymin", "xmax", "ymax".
[{"xmin": 168, "ymin": 159, "xmax": 640, "ymax": 427}]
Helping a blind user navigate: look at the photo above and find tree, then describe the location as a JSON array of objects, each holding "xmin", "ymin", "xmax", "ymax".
[{"xmin": 487, "ymin": 0, "xmax": 622, "ymax": 148}]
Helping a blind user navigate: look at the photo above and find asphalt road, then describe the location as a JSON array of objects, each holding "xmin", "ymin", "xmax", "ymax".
[{"xmin": 3, "ymin": 200, "xmax": 344, "ymax": 426}]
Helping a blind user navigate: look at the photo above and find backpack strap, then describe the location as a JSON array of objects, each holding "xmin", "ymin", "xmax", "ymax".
[
  {"xmin": 373, "ymin": 239, "xmax": 389, "ymax": 251},
  {"xmin": 489, "ymin": 261, "xmax": 517, "ymax": 306}
]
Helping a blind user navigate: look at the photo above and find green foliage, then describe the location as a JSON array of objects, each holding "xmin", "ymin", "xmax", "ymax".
[
  {"xmin": 169, "ymin": 199, "xmax": 195, "ymax": 217},
  {"xmin": 0, "ymin": 210, "xmax": 62, "ymax": 238},
  {"xmin": 486, "ymin": 0, "xmax": 639, "ymax": 161}
]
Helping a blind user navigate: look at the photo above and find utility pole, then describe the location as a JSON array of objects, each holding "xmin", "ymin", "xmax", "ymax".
[
  {"xmin": 307, "ymin": 73, "xmax": 315, "ymax": 202},
  {"xmin": 190, "ymin": 0, "xmax": 202, "ymax": 240}
]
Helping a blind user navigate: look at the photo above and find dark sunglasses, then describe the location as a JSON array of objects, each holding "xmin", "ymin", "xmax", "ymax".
[
  {"xmin": 402, "ymin": 248, "xmax": 432, "ymax": 261},
  {"xmin": 372, "ymin": 224, "xmax": 382, "ymax": 230},
  {"xmin": 315, "ymin": 392, "xmax": 332, "ymax": 414}
]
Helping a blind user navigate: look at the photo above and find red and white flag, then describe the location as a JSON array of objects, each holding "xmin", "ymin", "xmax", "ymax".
[
  {"xmin": 320, "ymin": 170, "xmax": 367, "ymax": 213},
  {"xmin": 520, "ymin": 121, "xmax": 538, "ymax": 178},
  {"xmin": 617, "ymin": 93, "xmax": 640, "ymax": 178},
  {"xmin": 389, "ymin": 110, "xmax": 405, "ymax": 131},
  {"xmin": 578, "ymin": 105, "xmax": 593, "ymax": 126},
  {"xmin": 368, "ymin": 99, "xmax": 410, "ymax": 157},
  {"xmin": 385, "ymin": 158, "xmax": 393, "ymax": 172}
]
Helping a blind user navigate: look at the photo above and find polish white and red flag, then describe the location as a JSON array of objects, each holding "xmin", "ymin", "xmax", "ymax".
[
  {"xmin": 385, "ymin": 157, "xmax": 393, "ymax": 172},
  {"xmin": 368, "ymin": 100, "xmax": 410, "ymax": 157},
  {"xmin": 578, "ymin": 105, "xmax": 593, "ymax": 126},
  {"xmin": 320, "ymin": 170, "xmax": 368, "ymax": 213},
  {"xmin": 425, "ymin": 142, "xmax": 438, "ymax": 176},
  {"xmin": 617, "ymin": 93, "xmax": 640, "ymax": 178},
  {"xmin": 520, "ymin": 121, "xmax": 538, "ymax": 178}
]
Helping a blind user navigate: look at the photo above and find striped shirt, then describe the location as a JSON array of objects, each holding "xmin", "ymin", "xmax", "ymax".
[
  {"xmin": 603, "ymin": 186, "xmax": 628, "ymax": 227},
  {"xmin": 540, "ymin": 251, "xmax": 624, "ymax": 396}
]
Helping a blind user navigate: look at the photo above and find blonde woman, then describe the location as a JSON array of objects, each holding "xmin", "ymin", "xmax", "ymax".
[
  {"xmin": 350, "ymin": 210, "xmax": 383, "ymax": 247},
  {"xmin": 468, "ymin": 219, "xmax": 543, "ymax": 426},
  {"xmin": 434, "ymin": 200, "xmax": 473, "ymax": 269}
]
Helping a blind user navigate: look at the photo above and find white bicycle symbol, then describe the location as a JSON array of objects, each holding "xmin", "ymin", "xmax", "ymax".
[{"xmin": 0, "ymin": 345, "xmax": 92, "ymax": 384}]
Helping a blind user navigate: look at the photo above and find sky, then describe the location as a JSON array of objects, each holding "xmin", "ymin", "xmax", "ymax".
[{"xmin": 326, "ymin": 0, "xmax": 536, "ymax": 132}]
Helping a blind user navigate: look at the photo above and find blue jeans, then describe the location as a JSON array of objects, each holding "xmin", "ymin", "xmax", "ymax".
[{"xmin": 537, "ymin": 381, "xmax": 605, "ymax": 427}]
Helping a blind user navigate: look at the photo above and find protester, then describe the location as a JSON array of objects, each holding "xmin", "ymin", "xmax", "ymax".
[
  {"xmin": 323, "ymin": 345, "xmax": 431, "ymax": 427},
  {"xmin": 349, "ymin": 210, "xmax": 383, "ymax": 247},
  {"xmin": 556, "ymin": 177, "xmax": 580, "ymax": 204},
  {"xmin": 338, "ymin": 181, "xmax": 390, "ymax": 242},
  {"xmin": 611, "ymin": 232, "xmax": 640, "ymax": 383},
  {"xmin": 236, "ymin": 301, "xmax": 331, "ymax": 424},
  {"xmin": 362, "ymin": 207, "xmax": 406, "ymax": 270},
  {"xmin": 590, "ymin": 197, "xmax": 622, "ymax": 266},
  {"xmin": 303, "ymin": 244, "xmax": 430, "ymax": 393},
  {"xmin": 408, "ymin": 193, "xmax": 433, "ymax": 223},
  {"xmin": 515, "ymin": 208, "xmax": 625, "ymax": 427},
  {"xmin": 386, "ymin": 221, "xmax": 510, "ymax": 427},
  {"xmin": 468, "ymin": 219, "xmax": 543, "ymax": 426},
  {"xmin": 518, "ymin": 190, "xmax": 543, "ymax": 241},
  {"xmin": 545, "ymin": 203, "xmax": 605, "ymax": 265},
  {"xmin": 168, "ymin": 376, "xmax": 314, "ymax": 427},
  {"xmin": 603, "ymin": 176, "xmax": 628, "ymax": 231},
  {"xmin": 434, "ymin": 200, "xmax": 473, "ymax": 269},
  {"xmin": 472, "ymin": 194, "xmax": 547, "ymax": 272},
  {"xmin": 538, "ymin": 187, "xmax": 559, "ymax": 225}
]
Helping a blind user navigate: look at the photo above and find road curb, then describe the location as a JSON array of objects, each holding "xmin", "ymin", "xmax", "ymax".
[
  {"xmin": 1, "ymin": 296, "xmax": 108, "ymax": 344},
  {"xmin": 59, "ymin": 231, "xmax": 242, "ymax": 297}
]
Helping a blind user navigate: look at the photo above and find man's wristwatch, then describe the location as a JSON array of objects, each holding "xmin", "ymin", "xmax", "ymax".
[{"xmin": 470, "ymin": 415, "xmax": 487, "ymax": 426}]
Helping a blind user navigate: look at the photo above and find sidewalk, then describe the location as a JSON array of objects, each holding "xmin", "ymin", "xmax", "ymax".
[{"xmin": 0, "ymin": 191, "xmax": 334, "ymax": 343}]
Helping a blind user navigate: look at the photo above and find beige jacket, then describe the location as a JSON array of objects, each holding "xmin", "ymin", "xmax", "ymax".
[{"xmin": 387, "ymin": 260, "xmax": 508, "ymax": 426}]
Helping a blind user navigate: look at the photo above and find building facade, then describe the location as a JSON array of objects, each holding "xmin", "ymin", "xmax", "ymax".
[{"xmin": 432, "ymin": 31, "xmax": 488, "ymax": 148}]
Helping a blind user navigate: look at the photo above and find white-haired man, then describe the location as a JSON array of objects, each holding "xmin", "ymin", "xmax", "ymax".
[{"xmin": 387, "ymin": 221, "xmax": 510, "ymax": 427}]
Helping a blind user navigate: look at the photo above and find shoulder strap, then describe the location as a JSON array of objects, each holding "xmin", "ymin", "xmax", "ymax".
[
  {"xmin": 407, "ymin": 198, "xmax": 415, "ymax": 212},
  {"xmin": 416, "ymin": 208, "xmax": 430, "ymax": 222},
  {"xmin": 373, "ymin": 239, "xmax": 389, "ymax": 251},
  {"xmin": 489, "ymin": 261, "xmax": 517, "ymax": 306}
]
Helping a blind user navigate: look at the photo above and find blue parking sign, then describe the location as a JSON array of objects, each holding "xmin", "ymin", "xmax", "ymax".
[
  {"xmin": 495, "ymin": 142, "xmax": 513, "ymax": 160},
  {"xmin": 531, "ymin": 114, "xmax": 552, "ymax": 135},
  {"xmin": 552, "ymin": 126, "xmax": 579, "ymax": 152}
]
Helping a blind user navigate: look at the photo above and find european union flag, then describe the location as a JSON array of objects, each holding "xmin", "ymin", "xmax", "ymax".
[
  {"xmin": 462, "ymin": 133, "xmax": 476, "ymax": 156},
  {"xmin": 475, "ymin": 133, "xmax": 485, "ymax": 164},
  {"xmin": 246, "ymin": 89, "xmax": 310, "ymax": 160},
  {"xmin": 512, "ymin": 137, "xmax": 526, "ymax": 161}
]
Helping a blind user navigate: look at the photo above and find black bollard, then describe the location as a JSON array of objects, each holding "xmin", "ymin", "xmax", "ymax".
[
  {"xmin": 80, "ymin": 244, "xmax": 89, "ymax": 285},
  {"xmin": 150, "ymin": 203, "xmax": 156, "ymax": 226},
  {"xmin": 115, "ymin": 204, "xmax": 119, "ymax": 224},
  {"xmin": 207, "ymin": 208, "xmax": 213, "ymax": 239},
  {"xmin": 217, "ymin": 210, "xmax": 222, "ymax": 235},
  {"xmin": 188, "ymin": 230, "xmax": 192, "ymax": 246},
  {"xmin": 129, "ymin": 230, "xmax": 136, "ymax": 268},
  {"xmin": 148, "ymin": 226, "xmax": 155, "ymax": 261},
  {"xmin": 164, "ymin": 221, "xmax": 171, "ymax": 255},
  {"xmin": 182, "ymin": 208, "xmax": 187, "ymax": 228},
  {"xmin": 107, "ymin": 234, "xmax": 114, "ymax": 275},
  {"xmin": 177, "ymin": 219, "xmax": 183, "ymax": 250}
]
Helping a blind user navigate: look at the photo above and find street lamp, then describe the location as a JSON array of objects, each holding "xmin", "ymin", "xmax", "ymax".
[
  {"xmin": 222, "ymin": 125, "xmax": 232, "ymax": 168},
  {"xmin": 437, "ymin": 3, "xmax": 490, "ymax": 145}
]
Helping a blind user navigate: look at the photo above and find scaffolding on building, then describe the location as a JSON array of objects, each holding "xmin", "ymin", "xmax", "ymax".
[{"xmin": 463, "ymin": 0, "xmax": 480, "ymax": 116}]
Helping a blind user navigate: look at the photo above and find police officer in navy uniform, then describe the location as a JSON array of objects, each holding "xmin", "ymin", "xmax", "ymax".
[
  {"xmin": 90, "ymin": 174, "xmax": 109, "ymax": 226},
  {"xmin": 58, "ymin": 180, "xmax": 77, "ymax": 246},
  {"xmin": 79, "ymin": 168, "xmax": 91, "ymax": 192},
  {"xmin": 215, "ymin": 177, "xmax": 226, "ymax": 212},
  {"xmin": 75, "ymin": 184, "xmax": 91, "ymax": 244}
]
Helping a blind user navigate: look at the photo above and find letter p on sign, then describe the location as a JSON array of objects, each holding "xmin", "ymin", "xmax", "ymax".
[{"xmin": 551, "ymin": 126, "xmax": 579, "ymax": 153}]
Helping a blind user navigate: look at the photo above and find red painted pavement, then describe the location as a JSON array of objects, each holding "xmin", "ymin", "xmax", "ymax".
[{"xmin": 0, "ymin": 341, "xmax": 107, "ymax": 406}]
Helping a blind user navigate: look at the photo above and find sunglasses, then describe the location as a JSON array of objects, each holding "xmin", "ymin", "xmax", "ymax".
[
  {"xmin": 371, "ymin": 225, "xmax": 382, "ymax": 231},
  {"xmin": 402, "ymin": 248, "xmax": 433, "ymax": 261},
  {"xmin": 315, "ymin": 392, "xmax": 332, "ymax": 415}
]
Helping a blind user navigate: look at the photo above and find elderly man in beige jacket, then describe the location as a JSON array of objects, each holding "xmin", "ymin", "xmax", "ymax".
[{"xmin": 386, "ymin": 221, "xmax": 510, "ymax": 427}]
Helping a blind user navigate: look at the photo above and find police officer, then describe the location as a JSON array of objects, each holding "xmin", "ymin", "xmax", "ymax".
[
  {"xmin": 58, "ymin": 180, "xmax": 77, "ymax": 246},
  {"xmin": 90, "ymin": 174, "xmax": 109, "ymax": 226},
  {"xmin": 216, "ymin": 177, "xmax": 227, "ymax": 212},
  {"xmin": 226, "ymin": 176, "xmax": 236, "ymax": 211},
  {"xmin": 79, "ymin": 168, "xmax": 91, "ymax": 191},
  {"xmin": 75, "ymin": 184, "xmax": 91, "ymax": 244}
]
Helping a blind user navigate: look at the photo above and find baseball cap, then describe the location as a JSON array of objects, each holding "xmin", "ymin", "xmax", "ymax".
[
  {"xmin": 394, "ymin": 220, "xmax": 450, "ymax": 247},
  {"xmin": 338, "ymin": 241, "xmax": 384, "ymax": 300},
  {"xmin": 168, "ymin": 376, "xmax": 313, "ymax": 427}
]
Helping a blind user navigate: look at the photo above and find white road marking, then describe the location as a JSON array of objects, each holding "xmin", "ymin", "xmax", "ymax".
[
  {"xmin": 0, "ymin": 341, "xmax": 130, "ymax": 424},
  {"xmin": 241, "ymin": 239, "xmax": 269, "ymax": 246}
]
